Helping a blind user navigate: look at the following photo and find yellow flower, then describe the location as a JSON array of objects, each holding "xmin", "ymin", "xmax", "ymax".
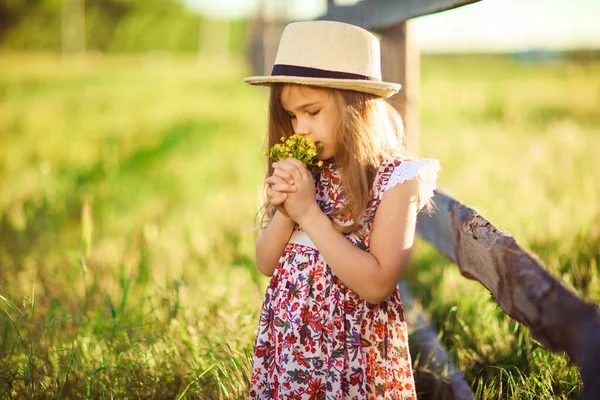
[{"xmin": 267, "ymin": 134, "xmax": 324, "ymax": 167}]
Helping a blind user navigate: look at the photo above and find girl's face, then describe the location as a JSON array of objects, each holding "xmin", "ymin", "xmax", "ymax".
[{"xmin": 280, "ymin": 84, "xmax": 340, "ymax": 161}]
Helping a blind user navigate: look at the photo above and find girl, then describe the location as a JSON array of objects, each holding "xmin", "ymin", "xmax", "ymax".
[{"xmin": 245, "ymin": 21, "xmax": 440, "ymax": 400}]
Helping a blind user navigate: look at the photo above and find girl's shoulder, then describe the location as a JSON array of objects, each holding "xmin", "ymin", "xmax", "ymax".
[{"xmin": 375, "ymin": 155, "xmax": 441, "ymax": 210}]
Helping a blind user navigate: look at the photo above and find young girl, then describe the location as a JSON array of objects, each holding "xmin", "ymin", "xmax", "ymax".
[{"xmin": 245, "ymin": 21, "xmax": 440, "ymax": 400}]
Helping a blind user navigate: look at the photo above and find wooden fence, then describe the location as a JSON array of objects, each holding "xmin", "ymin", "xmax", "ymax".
[{"xmin": 254, "ymin": 1, "xmax": 600, "ymax": 399}]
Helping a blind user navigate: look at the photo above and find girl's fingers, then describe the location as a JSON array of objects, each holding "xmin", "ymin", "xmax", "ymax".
[
  {"xmin": 266, "ymin": 176, "xmax": 296, "ymax": 192},
  {"xmin": 281, "ymin": 159, "xmax": 312, "ymax": 183},
  {"xmin": 285, "ymin": 157, "xmax": 306, "ymax": 169},
  {"xmin": 267, "ymin": 192, "xmax": 287, "ymax": 207},
  {"xmin": 267, "ymin": 187, "xmax": 287, "ymax": 204},
  {"xmin": 273, "ymin": 160, "xmax": 303, "ymax": 181},
  {"xmin": 266, "ymin": 175, "xmax": 294, "ymax": 187},
  {"xmin": 266, "ymin": 187, "xmax": 278, "ymax": 198},
  {"xmin": 271, "ymin": 183, "xmax": 297, "ymax": 193},
  {"xmin": 284, "ymin": 158, "xmax": 310, "ymax": 179},
  {"xmin": 272, "ymin": 168, "xmax": 294, "ymax": 184}
]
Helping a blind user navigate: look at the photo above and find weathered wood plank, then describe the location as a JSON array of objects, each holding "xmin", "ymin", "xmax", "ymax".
[
  {"xmin": 416, "ymin": 191, "xmax": 600, "ymax": 400},
  {"xmin": 319, "ymin": 0, "xmax": 482, "ymax": 30}
]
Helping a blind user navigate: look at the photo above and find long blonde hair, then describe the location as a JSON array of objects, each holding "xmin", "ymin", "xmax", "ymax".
[{"xmin": 259, "ymin": 83, "xmax": 409, "ymax": 232}]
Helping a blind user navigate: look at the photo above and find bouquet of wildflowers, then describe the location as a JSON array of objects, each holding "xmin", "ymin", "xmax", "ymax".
[{"xmin": 267, "ymin": 135, "xmax": 324, "ymax": 167}]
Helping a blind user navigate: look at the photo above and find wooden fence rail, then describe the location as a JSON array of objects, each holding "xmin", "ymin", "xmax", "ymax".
[
  {"xmin": 320, "ymin": 0, "xmax": 480, "ymax": 30},
  {"xmin": 416, "ymin": 192, "xmax": 600, "ymax": 399}
]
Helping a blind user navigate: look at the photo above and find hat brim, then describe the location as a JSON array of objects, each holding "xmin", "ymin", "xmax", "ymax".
[{"xmin": 244, "ymin": 75, "xmax": 401, "ymax": 99}]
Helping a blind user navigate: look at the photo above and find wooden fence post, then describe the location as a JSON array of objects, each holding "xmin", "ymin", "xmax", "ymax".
[
  {"xmin": 378, "ymin": 21, "xmax": 420, "ymax": 158},
  {"xmin": 399, "ymin": 282, "xmax": 475, "ymax": 399},
  {"xmin": 61, "ymin": 0, "xmax": 86, "ymax": 57},
  {"xmin": 261, "ymin": 0, "xmax": 288, "ymax": 76}
]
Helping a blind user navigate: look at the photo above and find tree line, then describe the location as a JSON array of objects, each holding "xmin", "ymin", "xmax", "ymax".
[{"xmin": 0, "ymin": 0, "xmax": 247, "ymax": 54}]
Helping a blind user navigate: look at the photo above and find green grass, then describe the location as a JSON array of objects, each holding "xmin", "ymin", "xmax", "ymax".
[{"xmin": 0, "ymin": 52, "xmax": 598, "ymax": 399}]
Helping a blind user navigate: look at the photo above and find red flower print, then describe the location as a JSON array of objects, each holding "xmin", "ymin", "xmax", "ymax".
[
  {"xmin": 293, "ymin": 346, "xmax": 310, "ymax": 367},
  {"xmin": 345, "ymin": 299, "xmax": 357, "ymax": 314},
  {"xmin": 300, "ymin": 306, "xmax": 310, "ymax": 322},
  {"xmin": 286, "ymin": 334, "xmax": 297, "ymax": 345},
  {"xmin": 373, "ymin": 358, "xmax": 386, "ymax": 377},
  {"xmin": 269, "ymin": 380, "xmax": 279, "ymax": 398},
  {"xmin": 349, "ymin": 367, "xmax": 363, "ymax": 385},
  {"xmin": 388, "ymin": 310, "xmax": 397, "ymax": 323},
  {"xmin": 374, "ymin": 319, "xmax": 387, "ymax": 338},
  {"xmin": 307, "ymin": 378, "xmax": 326, "ymax": 400},
  {"xmin": 307, "ymin": 316, "xmax": 323, "ymax": 334},
  {"xmin": 255, "ymin": 341, "xmax": 270, "ymax": 358},
  {"xmin": 297, "ymin": 261, "xmax": 309, "ymax": 270}
]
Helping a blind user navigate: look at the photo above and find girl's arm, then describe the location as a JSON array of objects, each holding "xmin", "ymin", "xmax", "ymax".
[
  {"xmin": 298, "ymin": 182, "xmax": 418, "ymax": 304},
  {"xmin": 255, "ymin": 174, "xmax": 297, "ymax": 277},
  {"xmin": 274, "ymin": 158, "xmax": 418, "ymax": 304},
  {"xmin": 255, "ymin": 210, "xmax": 295, "ymax": 276}
]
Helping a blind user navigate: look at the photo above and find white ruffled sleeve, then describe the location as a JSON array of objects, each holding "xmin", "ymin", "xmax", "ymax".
[{"xmin": 382, "ymin": 158, "xmax": 441, "ymax": 210}]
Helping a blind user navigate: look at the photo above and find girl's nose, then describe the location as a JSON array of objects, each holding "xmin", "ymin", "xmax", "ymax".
[
  {"xmin": 293, "ymin": 116, "xmax": 310, "ymax": 136},
  {"xmin": 294, "ymin": 122, "xmax": 310, "ymax": 136}
]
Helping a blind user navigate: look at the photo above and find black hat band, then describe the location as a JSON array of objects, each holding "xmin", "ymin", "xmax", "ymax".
[{"xmin": 271, "ymin": 64, "xmax": 377, "ymax": 81}]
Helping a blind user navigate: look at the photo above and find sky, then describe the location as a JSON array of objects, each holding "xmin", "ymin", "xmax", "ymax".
[{"xmin": 182, "ymin": 0, "xmax": 600, "ymax": 52}]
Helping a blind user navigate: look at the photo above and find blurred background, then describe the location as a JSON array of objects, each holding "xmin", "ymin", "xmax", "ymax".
[{"xmin": 0, "ymin": 0, "xmax": 599, "ymax": 398}]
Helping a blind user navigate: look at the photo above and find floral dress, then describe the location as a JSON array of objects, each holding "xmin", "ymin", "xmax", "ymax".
[{"xmin": 250, "ymin": 157, "xmax": 440, "ymax": 400}]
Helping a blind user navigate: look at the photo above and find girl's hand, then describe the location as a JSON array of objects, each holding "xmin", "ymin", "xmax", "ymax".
[
  {"xmin": 265, "ymin": 175, "xmax": 296, "ymax": 195},
  {"xmin": 270, "ymin": 165, "xmax": 295, "ymax": 186},
  {"xmin": 272, "ymin": 158, "xmax": 319, "ymax": 223},
  {"xmin": 266, "ymin": 175, "xmax": 295, "ymax": 218}
]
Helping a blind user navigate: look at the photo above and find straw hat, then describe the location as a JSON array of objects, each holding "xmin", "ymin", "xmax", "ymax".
[{"xmin": 244, "ymin": 20, "xmax": 401, "ymax": 98}]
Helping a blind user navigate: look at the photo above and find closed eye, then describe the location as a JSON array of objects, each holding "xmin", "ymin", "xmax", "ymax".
[{"xmin": 308, "ymin": 110, "xmax": 321, "ymax": 116}]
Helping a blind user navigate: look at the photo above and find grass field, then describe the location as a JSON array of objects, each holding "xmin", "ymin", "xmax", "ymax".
[{"xmin": 0, "ymin": 52, "xmax": 598, "ymax": 399}]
